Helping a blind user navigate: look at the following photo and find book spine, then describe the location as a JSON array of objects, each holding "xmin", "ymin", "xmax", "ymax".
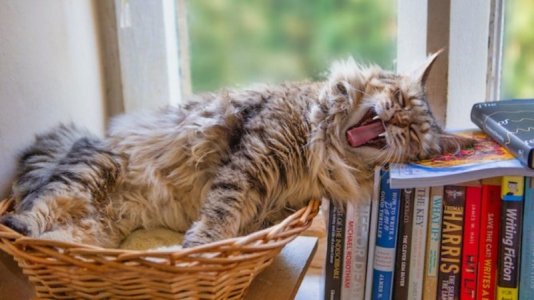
[
  {"xmin": 341, "ymin": 201, "xmax": 356, "ymax": 300},
  {"xmin": 476, "ymin": 183, "xmax": 502, "ymax": 300},
  {"xmin": 423, "ymin": 186, "xmax": 444, "ymax": 300},
  {"xmin": 520, "ymin": 177, "xmax": 534, "ymax": 300},
  {"xmin": 438, "ymin": 185, "xmax": 466, "ymax": 300},
  {"xmin": 371, "ymin": 169, "xmax": 401, "ymax": 300},
  {"xmin": 364, "ymin": 167, "xmax": 382, "ymax": 300},
  {"xmin": 341, "ymin": 202, "xmax": 356, "ymax": 300},
  {"xmin": 325, "ymin": 200, "xmax": 337, "ymax": 300},
  {"xmin": 325, "ymin": 201, "xmax": 346, "ymax": 300},
  {"xmin": 341, "ymin": 199, "xmax": 371, "ymax": 300},
  {"xmin": 460, "ymin": 185, "xmax": 483, "ymax": 300},
  {"xmin": 497, "ymin": 176, "xmax": 525, "ymax": 300},
  {"xmin": 392, "ymin": 188, "xmax": 415, "ymax": 300},
  {"xmin": 471, "ymin": 103, "xmax": 532, "ymax": 167},
  {"xmin": 407, "ymin": 187, "xmax": 430, "ymax": 300}
]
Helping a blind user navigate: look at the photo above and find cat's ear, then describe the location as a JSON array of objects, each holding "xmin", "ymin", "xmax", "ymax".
[
  {"xmin": 326, "ymin": 57, "xmax": 367, "ymax": 99},
  {"xmin": 413, "ymin": 49, "xmax": 443, "ymax": 86},
  {"xmin": 437, "ymin": 132, "xmax": 476, "ymax": 154}
]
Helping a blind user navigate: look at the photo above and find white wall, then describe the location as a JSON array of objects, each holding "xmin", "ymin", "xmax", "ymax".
[{"xmin": 0, "ymin": 1, "xmax": 107, "ymax": 198}]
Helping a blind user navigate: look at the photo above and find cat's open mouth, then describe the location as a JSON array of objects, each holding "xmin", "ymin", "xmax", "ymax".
[{"xmin": 346, "ymin": 109, "xmax": 386, "ymax": 148}]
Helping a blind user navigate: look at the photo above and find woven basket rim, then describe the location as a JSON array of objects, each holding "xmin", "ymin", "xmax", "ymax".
[
  {"xmin": 0, "ymin": 198, "xmax": 320, "ymax": 273},
  {"xmin": 0, "ymin": 198, "xmax": 320, "ymax": 299}
]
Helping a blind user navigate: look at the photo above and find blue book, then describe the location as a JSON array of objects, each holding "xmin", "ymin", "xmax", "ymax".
[
  {"xmin": 371, "ymin": 168, "xmax": 401, "ymax": 300},
  {"xmin": 520, "ymin": 177, "xmax": 534, "ymax": 300}
]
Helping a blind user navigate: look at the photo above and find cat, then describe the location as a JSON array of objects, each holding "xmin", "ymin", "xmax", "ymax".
[{"xmin": 0, "ymin": 52, "xmax": 472, "ymax": 248}]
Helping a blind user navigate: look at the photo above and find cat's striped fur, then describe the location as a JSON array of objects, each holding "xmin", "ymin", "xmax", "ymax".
[{"xmin": 1, "ymin": 53, "xmax": 471, "ymax": 247}]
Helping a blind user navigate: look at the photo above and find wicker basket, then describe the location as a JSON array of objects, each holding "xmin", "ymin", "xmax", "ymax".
[{"xmin": 0, "ymin": 198, "xmax": 320, "ymax": 299}]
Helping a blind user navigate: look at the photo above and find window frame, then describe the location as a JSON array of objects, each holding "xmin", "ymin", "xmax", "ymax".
[
  {"xmin": 397, "ymin": 0, "xmax": 504, "ymax": 130},
  {"xmin": 97, "ymin": 0, "xmax": 188, "ymax": 116},
  {"xmin": 99, "ymin": 0, "xmax": 505, "ymax": 128}
]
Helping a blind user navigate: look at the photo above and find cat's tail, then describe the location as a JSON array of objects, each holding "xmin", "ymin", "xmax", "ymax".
[
  {"xmin": 12, "ymin": 124, "xmax": 91, "ymax": 203},
  {"xmin": 2, "ymin": 124, "xmax": 126, "ymax": 245},
  {"xmin": 11, "ymin": 124, "xmax": 125, "ymax": 204}
]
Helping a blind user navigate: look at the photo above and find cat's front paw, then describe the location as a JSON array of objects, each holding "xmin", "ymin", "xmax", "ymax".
[
  {"xmin": 183, "ymin": 222, "xmax": 219, "ymax": 248},
  {"xmin": 0, "ymin": 214, "xmax": 33, "ymax": 236},
  {"xmin": 182, "ymin": 237, "xmax": 205, "ymax": 248}
]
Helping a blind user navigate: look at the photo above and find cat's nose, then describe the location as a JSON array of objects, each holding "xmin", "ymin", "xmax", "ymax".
[{"xmin": 392, "ymin": 113, "xmax": 411, "ymax": 127}]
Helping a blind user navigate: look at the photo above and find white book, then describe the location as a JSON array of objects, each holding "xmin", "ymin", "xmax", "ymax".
[
  {"xmin": 341, "ymin": 198, "xmax": 371, "ymax": 300},
  {"xmin": 407, "ymin": 187, "xmax": 430, "ymax": 300},
  {"xmin": 364, "ymin": 167, "xmax": 382, "ymax": 300}
]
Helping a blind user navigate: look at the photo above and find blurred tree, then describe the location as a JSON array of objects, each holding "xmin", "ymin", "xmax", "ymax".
[
  {"xmin": 186, "ymin": 0, "xmax": 396, "ymax": 93},
  {"xmin": 502, "ymin": 0, "xmax": 534, "ymax": 99}
]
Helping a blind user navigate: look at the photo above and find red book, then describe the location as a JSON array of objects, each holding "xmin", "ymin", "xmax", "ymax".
[
  {"xmin": 461, "ymin": 185, "xmax": 482, "ymax": 300},
  {"xmin": 475, "ymin": 181, "xmax": 502, "ymax": 300}
]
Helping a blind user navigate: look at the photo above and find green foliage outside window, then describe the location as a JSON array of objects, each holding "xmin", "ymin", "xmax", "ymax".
[
  {"xmin": 187, "ymin": 0, "xmax": 533, "ymax": 99},
  {"xmin": 187, "ymin": 0, "xmax": 396, "ymax": 93},
  {"xmin": 502, "ymin": 0, "xmax": 534, "ymax": 99}
]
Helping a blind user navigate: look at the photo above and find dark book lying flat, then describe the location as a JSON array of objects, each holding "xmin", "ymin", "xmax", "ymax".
[{"xmin": 471, "ymin": 99, "xmax": 534, "ymax": 168}]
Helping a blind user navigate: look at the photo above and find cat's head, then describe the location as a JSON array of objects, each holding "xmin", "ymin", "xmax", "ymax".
[{"xmin": 316, "ymin": 51, "xmax": 473, "ymax": 165}]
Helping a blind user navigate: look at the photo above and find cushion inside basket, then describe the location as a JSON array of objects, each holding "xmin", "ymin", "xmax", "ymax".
[{"xmin": 119, "ymin": 227, "xmax": 184, "ymax": 251}]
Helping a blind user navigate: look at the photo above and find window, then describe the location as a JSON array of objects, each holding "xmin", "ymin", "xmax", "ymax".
[{"xmin": 104, "ymin": 0, "xmax": 530, "ymax": 129}]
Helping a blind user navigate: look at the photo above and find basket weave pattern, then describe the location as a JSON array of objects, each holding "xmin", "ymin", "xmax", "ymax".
[{"xmin": 0, "ymin": 199, "xmax": 320, "ymax": 299}]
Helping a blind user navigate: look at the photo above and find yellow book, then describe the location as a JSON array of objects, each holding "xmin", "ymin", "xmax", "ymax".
[{"xmin": 497, "ymin": 287, "xmax": 518, "ymax": 300}]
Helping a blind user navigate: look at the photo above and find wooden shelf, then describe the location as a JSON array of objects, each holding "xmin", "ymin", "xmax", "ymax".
[{"xmin": 246, "ymin": 236, "xmax": 319, "ymax": 300}]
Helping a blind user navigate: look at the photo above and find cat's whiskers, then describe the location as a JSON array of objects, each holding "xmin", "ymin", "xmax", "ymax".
[
  {"xmin": 378, "ymin": 147, "xmax": 395, "ymax": 165},
  {"xmin": 396, "ymin": 149, "xmax": 403, "ymax": 164},
  {"xmin": 391, "ymin": 150, "xmax": 399, "ymax": 164},
  {"xmin": 400, "ymin": 144, "xmax": 408, "ymax": 162},
  {"xmin": 388, "ymin": 148, "xmax": 398, "ymax": 164}
]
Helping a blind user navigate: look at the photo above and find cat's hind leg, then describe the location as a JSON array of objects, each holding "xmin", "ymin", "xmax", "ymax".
[{"xmin": 1, "ymin": 125, "xmax": 126, "ymax": 247}]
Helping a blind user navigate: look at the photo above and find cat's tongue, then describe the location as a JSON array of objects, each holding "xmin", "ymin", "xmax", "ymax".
[{"xmin": 346, "ymin": 121, "xmax": 385, "ymax": 148}]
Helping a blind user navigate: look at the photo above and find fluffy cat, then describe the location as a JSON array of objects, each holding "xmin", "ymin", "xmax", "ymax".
[{"xmin": 0, "ymin": 53, "xmax": 471, "ymax": 248}]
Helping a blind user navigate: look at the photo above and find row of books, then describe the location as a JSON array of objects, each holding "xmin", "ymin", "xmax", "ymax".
[
  {"xmin": 324, "ymin": 130, "xmax": 534, "ymax": 300},
  {"xmin": 325, "ymin": 172, "xmax": 534, "ymax": 300}
]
